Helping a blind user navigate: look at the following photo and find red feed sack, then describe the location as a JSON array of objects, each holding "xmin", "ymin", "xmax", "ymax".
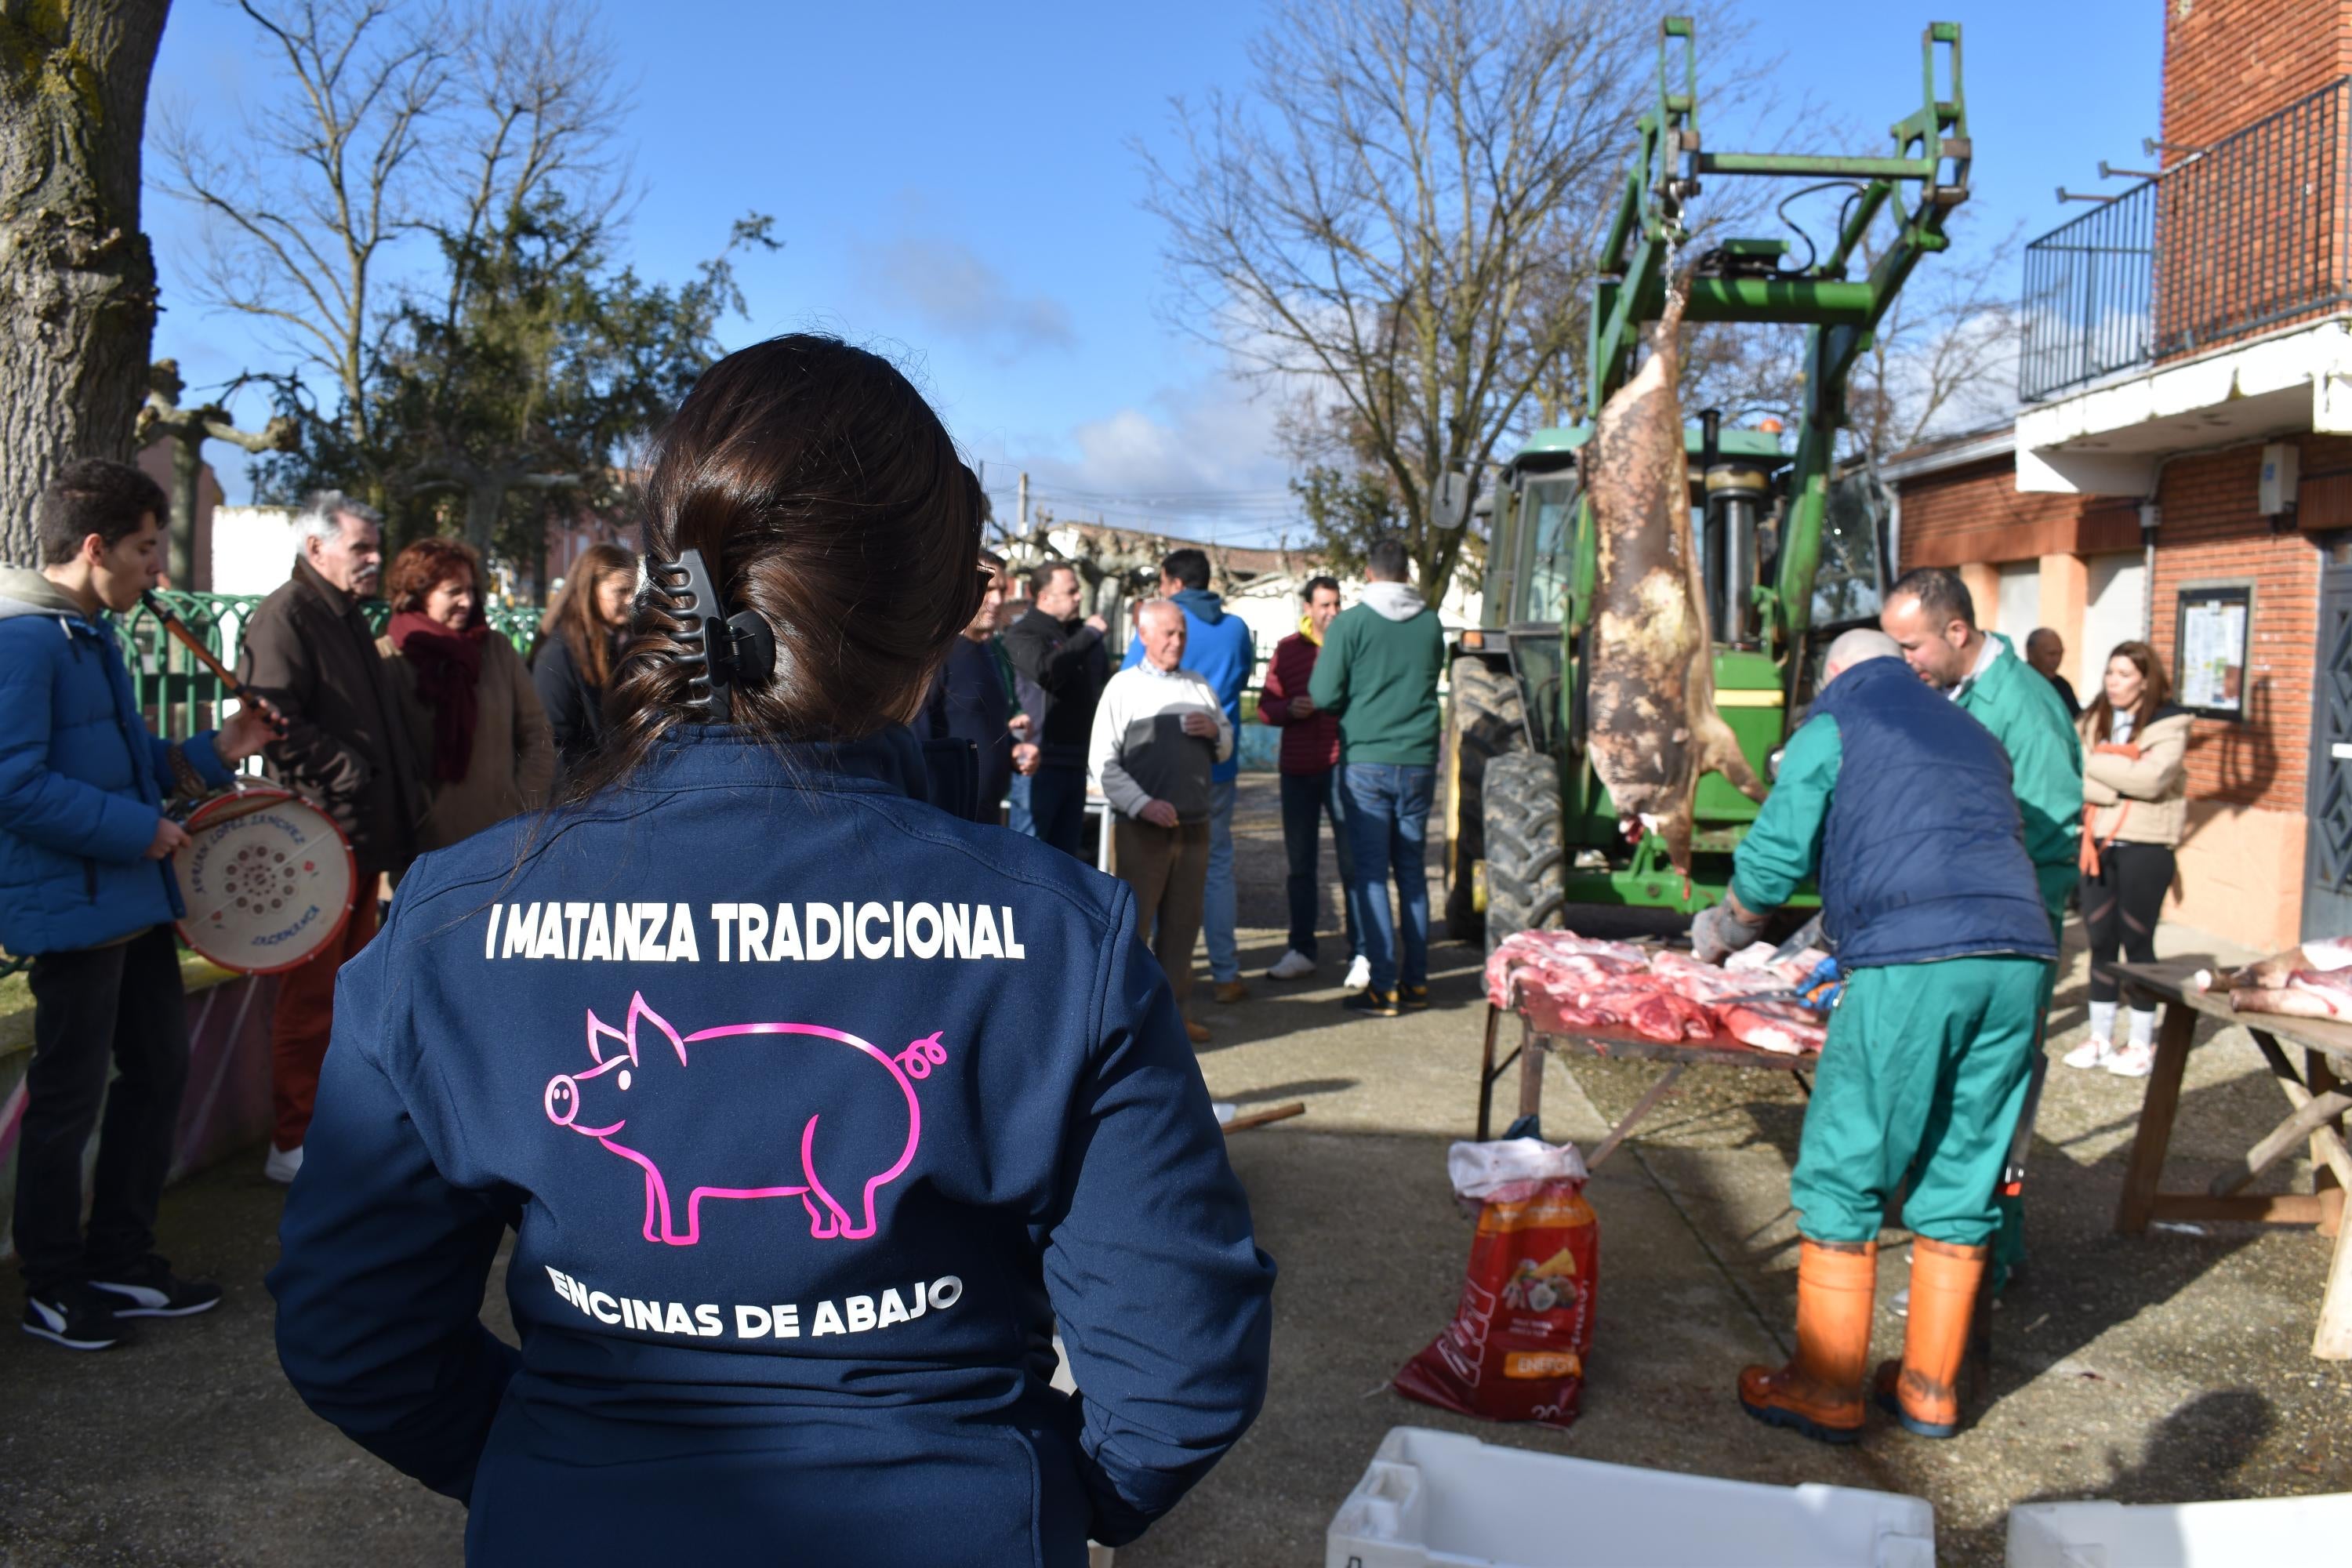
[{"xmin": 1395, "ymin": 1177, "xmax": 1599, "ymax": 1429}]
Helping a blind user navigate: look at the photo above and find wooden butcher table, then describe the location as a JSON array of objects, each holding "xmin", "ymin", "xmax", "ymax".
[
  {"xmin": 2110, "ymin": 958, "xmax": 2352, "ymax": 1359},
  {"xmin": 1475, "ymin": 1000, "xmax": 1813, "ymax": 1170}
]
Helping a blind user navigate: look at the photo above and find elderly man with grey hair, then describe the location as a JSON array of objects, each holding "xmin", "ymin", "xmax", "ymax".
[
  {"xmin": 1089, "ymin": 599, "xmax": 1232, "ymax": 1044},
  {"xmin": 234, "ymin": 491, "xmax": 424, "ymax": 1184},
  {"xmin": 1689, "ymin": 625, "xmax": 2055, "ymax": 1448}
]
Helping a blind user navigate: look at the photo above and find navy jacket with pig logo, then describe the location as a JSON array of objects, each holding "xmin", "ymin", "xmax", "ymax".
[{"xmin": 267, "ymin": 728, "xmax": 1276, "ymax": 1566}]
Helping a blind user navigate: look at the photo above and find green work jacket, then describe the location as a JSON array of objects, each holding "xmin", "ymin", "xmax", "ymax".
[
  {"xmin": 1730, "ymin": 713, "xmax": 1839, "ymax": 916},
  {"xmin": 1952, "ymin": 632, "xmax": 2083, "ymax": 926}
]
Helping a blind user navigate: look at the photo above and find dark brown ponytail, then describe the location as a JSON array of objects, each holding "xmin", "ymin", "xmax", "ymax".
[{"xmin": 567, "ymin": 336, "xmax": 985, "ymax": 800}]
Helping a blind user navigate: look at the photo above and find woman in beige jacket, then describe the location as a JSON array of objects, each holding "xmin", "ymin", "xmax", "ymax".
[
  {"xmin": 377, "ymin": 539, "xmax": 554, "ymax": 852},
  {"xmin": 2063, "ymin": 640, "xmax": 2190, "ymax": 1078}
]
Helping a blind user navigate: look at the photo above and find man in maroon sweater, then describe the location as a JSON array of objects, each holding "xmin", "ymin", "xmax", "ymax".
[{"xmin": 1258, "ymin": 576, "xmax": 1363, "ymax": 985}]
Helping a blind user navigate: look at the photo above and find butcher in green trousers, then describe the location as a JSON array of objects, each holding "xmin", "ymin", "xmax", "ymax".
[{"xmin": 1693, "ymin": 630, "xmax": 2056, "ymax": 1443}]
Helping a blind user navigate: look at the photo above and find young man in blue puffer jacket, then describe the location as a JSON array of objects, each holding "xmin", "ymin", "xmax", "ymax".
[{"xmin": 0, "ymin": 460, "xmax": 275, "ymax": 1351}]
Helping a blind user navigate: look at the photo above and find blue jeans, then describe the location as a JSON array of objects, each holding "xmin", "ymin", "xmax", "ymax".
[
  {"xmin": 1204, "ymin": 779, "xmax": 1239, "ymax": 983},
  {"xmin": 1030, "ymin": 765, "xmax": 1089, "ymax": 859},
  {"xmin": 1342, "ymin": 763, "xmax": 1435, "ymax": 993},
  {"xmin": 1279, "ymin": 770, "xmax": 1357, "ymax": 961},
  {"xmin": 1006, "ymin": 771, "xmax": 1034, "ymax": 836}
]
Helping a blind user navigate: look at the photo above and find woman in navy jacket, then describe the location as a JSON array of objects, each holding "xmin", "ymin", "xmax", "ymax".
[{"xmin": 269, "ymin": 336, "xmax": 1276, "ymax": 1565}]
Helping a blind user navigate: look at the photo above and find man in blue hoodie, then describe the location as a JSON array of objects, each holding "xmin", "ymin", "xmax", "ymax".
[
  {"xmin": 0, "ymin": 460, "xmax": 275, "ymax": 1350},
  {"xmin": 1123, "ymin": 549, "xmax": 1254, "ymax": 1004}
]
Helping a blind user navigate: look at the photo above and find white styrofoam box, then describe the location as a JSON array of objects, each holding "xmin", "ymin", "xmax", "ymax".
[
  {"xmin": 1327, "ymin": 1428, "xmax": 1933, "ymax": 1568},
  {"xmin": 2006, "ymin": 1494, "xmax": 2352, "ymax": 1567}
]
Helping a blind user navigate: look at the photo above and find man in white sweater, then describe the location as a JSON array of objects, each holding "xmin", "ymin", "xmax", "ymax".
[{"xmin": 1091, "ymin": 599, "xmax": 1234, "ymax": 1043}]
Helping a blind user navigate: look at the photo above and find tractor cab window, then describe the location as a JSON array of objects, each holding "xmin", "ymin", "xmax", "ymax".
[
  {"xmin": 1512, "ymin": 476, "xmax": 1578, "ymax": 626},
  {"xmin": 1812, "ymin": 468, "xmax": 1891, "ymax": 626}
]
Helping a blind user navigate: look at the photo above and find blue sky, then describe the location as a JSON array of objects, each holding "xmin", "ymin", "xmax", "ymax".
[{"xmin": 145, "ymin": 0, "xmax": 2158, "ymax": 543}]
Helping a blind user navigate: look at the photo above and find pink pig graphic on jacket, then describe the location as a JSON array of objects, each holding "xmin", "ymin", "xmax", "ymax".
[{"xmin": 542, "ymin": 992, "xmax": 946, "ymax": 1246}]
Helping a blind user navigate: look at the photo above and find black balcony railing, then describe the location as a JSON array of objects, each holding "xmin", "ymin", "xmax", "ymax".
[
  {"xmin": 2021, "ymin": 76, "xmax": 2352, "ymax": 403},
  {"xmin": 2020, "ymin": 180, "xmax": 2155, "ymax": 401}
]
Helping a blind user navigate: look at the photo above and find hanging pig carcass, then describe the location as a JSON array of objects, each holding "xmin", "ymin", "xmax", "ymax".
[{"xmin": 1581, "ymin": 277, "xmax": 1767, "ymax": 873}]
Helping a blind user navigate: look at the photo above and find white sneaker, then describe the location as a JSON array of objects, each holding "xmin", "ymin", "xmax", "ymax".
[
  {"xmin": 2104, "ymin": 1042, "xmax": 2156, "ymax": 1079},
  {"xmin": 263, "ymin": 1144, "xmax": 303, "ymax": 1185},
  {"xmin": 1265, "ymin": 949, "xmax": 1316, "ymax": 981},
  {"xmin": 1344, "ymin": 954, "xmax": 1372, "ymax": 990},
  {"xmin": 1891, "ymin": 1288, "xmax": 1908, "ymax": 1319},
  {"xmin": 2062, "ymin": 1036, "xmax": 2116, "ymax": 1070}
]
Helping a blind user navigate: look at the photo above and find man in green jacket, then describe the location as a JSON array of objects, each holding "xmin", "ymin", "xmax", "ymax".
[
  {"xmin": 1882, "ymin": 567, "xmax": 2085, "ymax": 1289},
  {"xmin": 1881, "ymin": 569, "xmax": 2082, "ymax": 929},
  {"xmin": 1308, "ymin": 536, "xmax": 1446, "ymax": 1018}
]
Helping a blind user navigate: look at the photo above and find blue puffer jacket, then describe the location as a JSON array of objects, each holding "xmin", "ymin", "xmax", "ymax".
[
  {"xmin": 1810, "ymin": 656, "xmax": 2056, "ymax": 969},
  {"xmin": 1123, "ymin": 587, "xmax": 1255, "ymax": 785},
  {"xmin": 0, "ymin": 568, "xmax": 234, "ymax": 955}
]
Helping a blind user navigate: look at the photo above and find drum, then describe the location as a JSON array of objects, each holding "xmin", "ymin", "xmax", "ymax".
[{"xmin": 172, "ymin": 787, "xmax": 358, "ymax": 974}]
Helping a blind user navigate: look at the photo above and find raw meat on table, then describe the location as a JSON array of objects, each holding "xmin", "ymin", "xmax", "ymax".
[
  {"xmin": 1719, "ymin": 1000, "xmax": 1828, "ymax": 1054},
  {"xmin": 2238, "ymin": 938, "xmax": 2352, "ymax": 989},
  {"xmin": 1489, "ymin": 927, "xmax": 1829, "ymax": 1054},
  {"xmin": 1485, "ymin": 931, "xmax": 1652, "ymax": 1009},
  {"xmin": 1647, "ymin": 950, "xmax": 1762, "ymax": 1001},
  {"xmin": 2232, "ymin": 970, "xmax": 2352, "ymax": 1022}
]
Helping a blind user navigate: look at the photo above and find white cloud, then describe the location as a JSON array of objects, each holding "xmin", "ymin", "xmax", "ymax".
[
  {"xmin": 858, "ymin": 234, "xmax": 1075, "ymax": 359},
  {"xmin": 990, "ymin": 370, "xmax": 1304, "ymax": 544}
]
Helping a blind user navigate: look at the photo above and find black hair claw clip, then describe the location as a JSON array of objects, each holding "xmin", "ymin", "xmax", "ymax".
[{"xmin": 656, "ymin": 547, "xmax": 776, "ymax": 721}]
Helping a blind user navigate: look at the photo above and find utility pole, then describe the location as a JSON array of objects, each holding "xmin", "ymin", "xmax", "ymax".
[{"xmin": 1017, "ymin": 471, "xmax": 1030, "ymax": 537}]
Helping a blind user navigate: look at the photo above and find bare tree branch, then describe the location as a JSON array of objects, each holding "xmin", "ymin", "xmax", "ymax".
[
  {"xmin": 154, "ymin": 0, "xmax": 456, "ymax": 463},
  {"xmin": 1140, "ymin": 0, "xmax": 1728, "ymax": 595}
]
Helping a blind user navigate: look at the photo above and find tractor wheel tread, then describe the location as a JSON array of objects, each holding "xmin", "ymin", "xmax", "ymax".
[
  {"xmin": 1443, "ymin": 656, "xmax": 1527, "ymax": 942},
  {"xmin": 1482, "ymin": 751, "xmax": 1565, "ymax": 954}
]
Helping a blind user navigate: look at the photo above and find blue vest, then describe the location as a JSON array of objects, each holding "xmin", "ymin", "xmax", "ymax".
[{"xmin": 1812, "ymin": 658, "xmax": 2056, "ymax": 968}]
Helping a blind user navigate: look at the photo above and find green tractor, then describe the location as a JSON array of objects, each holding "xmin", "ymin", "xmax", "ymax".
[{"xmin": 1443, "ymin": 16, "xmax": 1969, "ymax": 946}]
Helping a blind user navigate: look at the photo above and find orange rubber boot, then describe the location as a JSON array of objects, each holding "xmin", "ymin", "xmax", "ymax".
[
  {"xmin": 1873, "ymin": 1237, "xmax": 1988, "ymax": 1438},
  {"xmin": 1737, "ymin": 1239, "xmax": 1875, "ymax": 1444}
]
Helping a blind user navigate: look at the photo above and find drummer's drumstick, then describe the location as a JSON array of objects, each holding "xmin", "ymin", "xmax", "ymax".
[
  {"xmin": 1221, "ymin": 1102, "xmax": 1306, "ymax": 1135},
  {"xmin": 140, "ymin": 591, "xmax": 287, "ymax": 735}
]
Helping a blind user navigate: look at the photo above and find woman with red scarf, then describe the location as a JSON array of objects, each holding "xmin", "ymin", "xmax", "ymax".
[{"xmin": 378, "ymin": 539, "xmax": 554, "ymax": 854}]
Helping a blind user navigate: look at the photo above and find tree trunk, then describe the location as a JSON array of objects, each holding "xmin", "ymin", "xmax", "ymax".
[
  {"xmin": 0, "ymin": 0, "xmax": 171, "ymax": 564},
  {"xmin": 465, "ymin": 478, "xmax": 502, "ymax": 557},
  {"xmin": 167, "ymin": 432, "xmax": 201, "ymax": 586}
]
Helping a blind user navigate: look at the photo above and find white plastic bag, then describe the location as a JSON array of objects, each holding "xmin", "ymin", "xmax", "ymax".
[{"xmin": 1447, "ymin": 1137, "xmax": 1588, "ymax": 1203}]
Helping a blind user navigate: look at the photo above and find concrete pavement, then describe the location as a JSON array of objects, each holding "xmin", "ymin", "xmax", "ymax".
[{"xmin": 3, "ymin": 775, "xmax": 2348, "ymax": 1566}]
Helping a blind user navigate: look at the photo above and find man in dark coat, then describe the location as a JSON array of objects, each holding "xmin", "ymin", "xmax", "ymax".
[
  {"xmin": 1000, "ymin": 562, "xmax": 1110, "ymax": 858},
  {"xmin": 2024, "ymin": 628, "xmax": 2081, "ymax": 719},
  {"xmin": 236, "ymin": 492, "xmax": 424, "ymax": 1184}
]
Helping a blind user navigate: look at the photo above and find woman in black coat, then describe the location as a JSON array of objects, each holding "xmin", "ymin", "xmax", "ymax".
[{"xmin": 532, "ymin": 543, "xmax": 636, "ymax": 783}]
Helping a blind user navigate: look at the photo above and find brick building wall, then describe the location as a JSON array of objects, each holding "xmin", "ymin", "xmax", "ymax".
[
  {"xmin": 2149, "ymin": 439, "xmax": 2330, "ymax": 814},
  {"xmin": 2142, "ymin": 436, "xmax": 2332, "ymax": 947},
  {"xmin": 2163, "ymin": 0, "xmax": 2352, "ymax": 152},
  {"xmin": 2153, "ymin": 1, "xmax": 2352, "ymax": 364},
  {"xmin": 1896, "ymin": 434, "xmax": 2332, "ymax": 947},
  {"xmin": 1900, "ymin": 458, "xmax": 2139, "ymax": 570}
]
